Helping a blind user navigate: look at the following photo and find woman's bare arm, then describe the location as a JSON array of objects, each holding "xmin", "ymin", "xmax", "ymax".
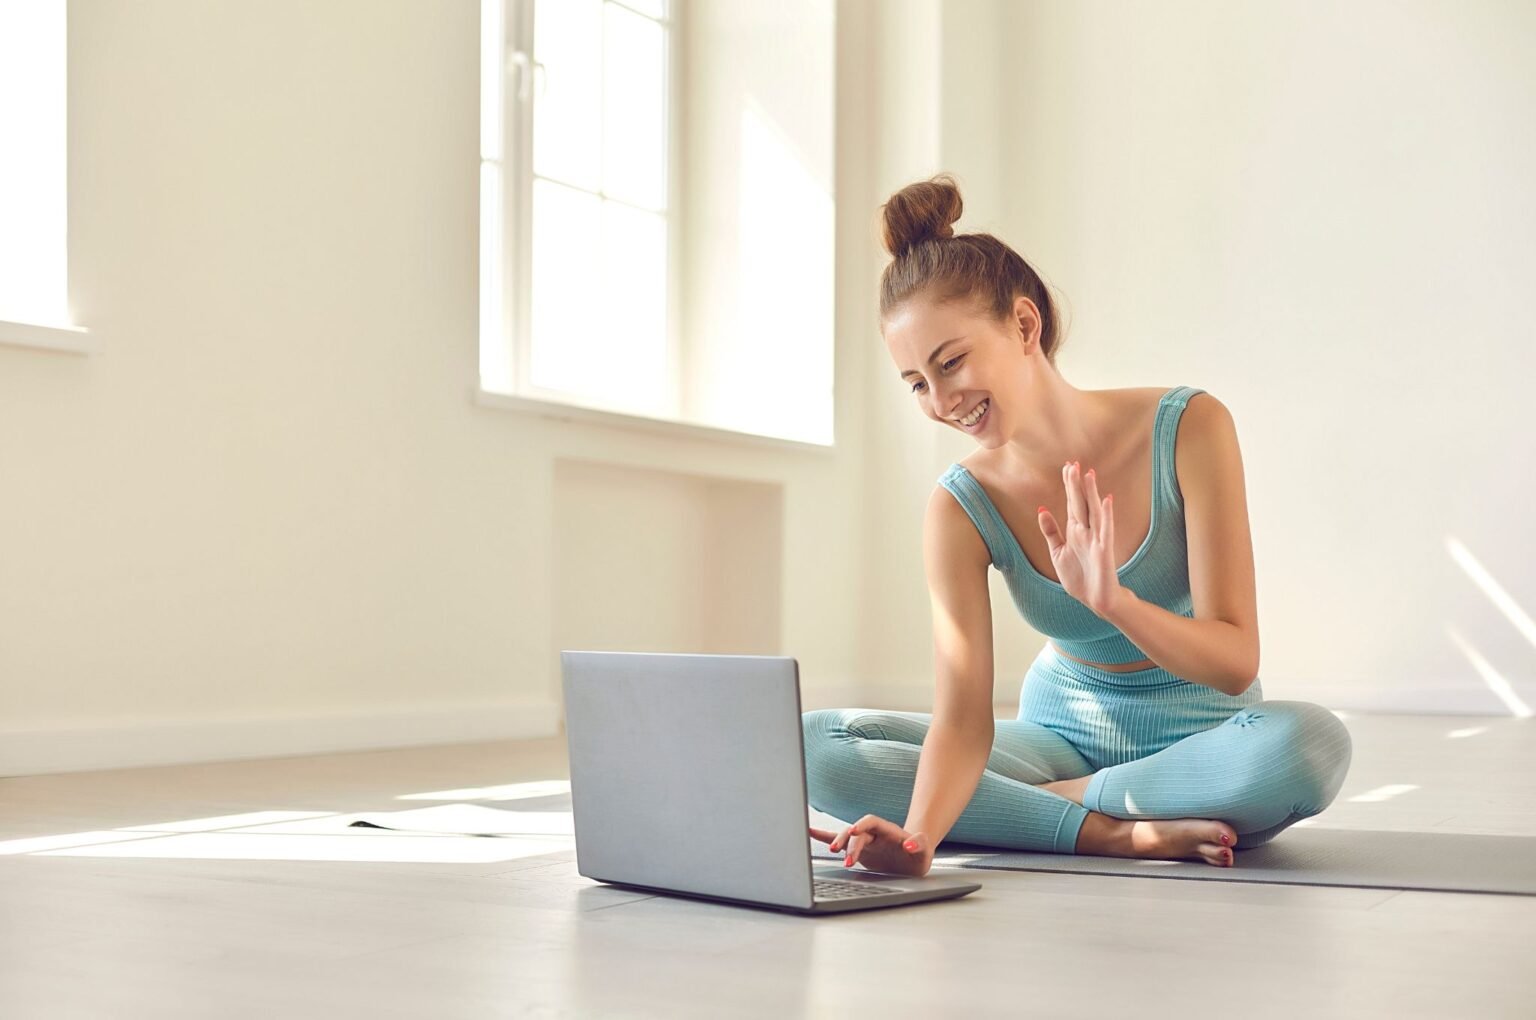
[{"xmin": 902, "ymin": 486, "xmax": 997, "ymax": 844}]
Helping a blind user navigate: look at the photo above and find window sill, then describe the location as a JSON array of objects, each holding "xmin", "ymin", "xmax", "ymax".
[
  {"xmin": 0, "ymin": 318, "xmax": 96, "ymax": 355},
  {"xmin": 472, "ymin": 387, "xmax": 836, "ymax": 456}
]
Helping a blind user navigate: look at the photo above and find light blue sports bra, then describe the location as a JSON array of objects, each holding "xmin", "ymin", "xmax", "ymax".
[{"xmin": 936, "ymin": 385, "xmax": 1206, "ymax": 666}]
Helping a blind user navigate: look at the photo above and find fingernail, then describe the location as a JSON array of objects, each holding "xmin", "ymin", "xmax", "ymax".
[
  {"xmin": 903, "ymin": 840, "xmax": 917, "ymax": 851},
  {"xmin": 1220, "ymin": 833, "xmax": 1230, "ymax": 845}
]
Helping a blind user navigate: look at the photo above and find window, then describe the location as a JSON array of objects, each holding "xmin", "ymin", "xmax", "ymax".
[
  {"xmin": 478, "ymin": 0, "xmax": 835, "ymax": 448},
  {"xmin": 0, "ymin": 0, "xmax": 92, "ymax": 354}
]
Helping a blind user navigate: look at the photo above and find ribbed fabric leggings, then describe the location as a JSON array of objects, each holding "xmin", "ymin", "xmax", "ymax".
[{"xmin": 802, "ymin": 644, "xmax": 1353, "ymax": 854}]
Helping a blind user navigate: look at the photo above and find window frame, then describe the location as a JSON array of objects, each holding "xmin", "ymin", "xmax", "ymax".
[
  {"xmin": 479, "ymin": 0, "xmax": 688, "ymax": 423},
  {"xmin": 0, "ymin": 0, "xmax": 92, "ymax": 356}
]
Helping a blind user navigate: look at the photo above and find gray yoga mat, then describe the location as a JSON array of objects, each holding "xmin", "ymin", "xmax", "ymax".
[{"xmin": 809, "ymin": 828, "xmax": 1536, "ymax": 896}]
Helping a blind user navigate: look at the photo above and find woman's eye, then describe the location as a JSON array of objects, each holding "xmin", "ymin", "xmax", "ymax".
[{"xmin": 910, "ymin": 356, "xmax": 963, "ymax": 394}]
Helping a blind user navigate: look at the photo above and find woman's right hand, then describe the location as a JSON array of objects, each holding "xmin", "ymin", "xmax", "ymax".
[{"xmin": 809, "ymin": 814, "xmax": 933, "ymax": 877}]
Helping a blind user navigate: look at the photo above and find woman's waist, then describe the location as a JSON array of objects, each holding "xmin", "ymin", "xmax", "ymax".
[
  {"xmin": 1034, "ymin": 641, "xmax": 1179, "ymax": 687},
  {"xmin": 1029, "ymin": 641, "xmax": 1263, "ymax": 700},
  {"xmin": 1049, "ymin": 641, "xmax": 1157, "ymax": 675}
]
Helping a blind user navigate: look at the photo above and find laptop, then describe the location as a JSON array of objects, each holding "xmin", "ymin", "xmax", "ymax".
[{"xmin": 559, "ymin": 650, "xmax": 982, "ymax": 914}]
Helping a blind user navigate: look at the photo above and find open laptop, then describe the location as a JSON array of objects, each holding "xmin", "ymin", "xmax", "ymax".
[{"xmin": 559, "ymin": 650, "xmax": 981, "ymax": 914}]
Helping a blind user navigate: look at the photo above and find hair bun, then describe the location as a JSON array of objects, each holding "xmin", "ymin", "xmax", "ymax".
[{"xmin": 879, "ymin": 172, "xmax": 963, "ymax": 259}]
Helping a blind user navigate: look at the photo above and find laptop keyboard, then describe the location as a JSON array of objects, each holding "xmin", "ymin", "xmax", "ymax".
[{"xmin": 813, "ymin": 877, "xmax": 898, "ymax": 900}]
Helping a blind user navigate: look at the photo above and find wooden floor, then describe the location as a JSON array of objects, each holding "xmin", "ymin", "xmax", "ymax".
[{"xmin": 2, "ymin": 711, "xmax": 1534, "ymax": 1018}]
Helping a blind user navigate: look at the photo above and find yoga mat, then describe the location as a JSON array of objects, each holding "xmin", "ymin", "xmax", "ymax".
[
  {"xmin": 343, "ymin": 803, "xmax": 1535, "ymax": 896},
  {"xmin": 809, "ymin": 828, "xmax": 1536, "ymax": 896}
]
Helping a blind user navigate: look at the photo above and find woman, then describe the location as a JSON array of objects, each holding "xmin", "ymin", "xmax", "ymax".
[{"xmin": 805, "ymin": 174, "xmax": 1351, "ymax": 877}]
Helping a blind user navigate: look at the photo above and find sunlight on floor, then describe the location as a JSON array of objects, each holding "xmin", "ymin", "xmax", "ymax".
[
  {"xmin": 0, "ymin": 780, "xmax": 580, "ymax": 863},
  {"xmin": 1347, "ymin": 783, "xmax": 1419, "ymax": 803},
  {"xmin": 395, "ymin": 779, "xmax": 572, "ymax": 802},
  {"xmin": 25, "ymin": 832, "xmax": 570, "ymax": 863}
]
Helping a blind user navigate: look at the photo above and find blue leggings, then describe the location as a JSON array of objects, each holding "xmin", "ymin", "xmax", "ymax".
[{"xmin": 802, "ymin": 643, "xmax": 1353, "ymax": 854}]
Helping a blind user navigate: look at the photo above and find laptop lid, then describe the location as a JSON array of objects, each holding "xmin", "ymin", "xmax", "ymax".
[{"xmin": 560, "ymin": 650, "xmax": 816, "ymax": 911}]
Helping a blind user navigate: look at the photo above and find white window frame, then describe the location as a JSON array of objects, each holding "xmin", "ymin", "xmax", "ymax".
[
  {"xmin": 473, "ymin": 0, "xmax": 832, "ymax": 454},
  {"xmin": 0, "ymin": 0, "xmax": 93, "ymax": 356},
  {"xmin": 478, "ymin": 0, "xmax": 683, "ymax": 413}
]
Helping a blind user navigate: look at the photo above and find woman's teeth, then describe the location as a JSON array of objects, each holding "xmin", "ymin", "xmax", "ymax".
[{"xmin": 960, "ymin": 400, "xmax": 989, "ymax": 428}]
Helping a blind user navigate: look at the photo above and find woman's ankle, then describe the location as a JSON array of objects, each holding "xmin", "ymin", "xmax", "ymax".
[{"xmin": 1073, "ymin": 810, "xmax": 1131, "ymax": 856}]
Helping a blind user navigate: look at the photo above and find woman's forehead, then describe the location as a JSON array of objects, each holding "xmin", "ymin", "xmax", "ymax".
[{"xmin": 886, "ymin": 299, "xmax": 983, "ymax": 343}]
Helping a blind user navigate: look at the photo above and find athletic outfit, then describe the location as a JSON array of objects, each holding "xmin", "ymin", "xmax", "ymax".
[{"xmin": 802, "ymin": 386, "xmax": 1351, "ymax": 853}]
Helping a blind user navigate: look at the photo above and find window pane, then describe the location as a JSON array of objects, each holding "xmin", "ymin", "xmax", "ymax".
[
  {"xmin": 530, "ymin": 180, "xmax": 668, "ymax": 412},
  {"xmin": 597, "ymin": 199, "xmax": 668, "ymax": 403},
  {"xmin": 602, "ymin": 3, "xmax": 667, "ymax": 211},
  {"xmin": 614, "ymin": 0, "xmax": 668, "ymax": 20},
  {"xmin": 530, "ymin": 179, "xmax": 601, "ymax": 394},
  {"xmin": 0, "ymin": 0, "xmax": 67, "ymax": 324},
  {"xmin": 533, "ymin": 0, "xmax": 602, "ymax": 192}
]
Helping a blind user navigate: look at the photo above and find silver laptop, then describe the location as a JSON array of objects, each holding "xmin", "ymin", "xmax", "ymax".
[{"xmin": 559, "ymin": 650, "xmax": 981, "ymax": 914}]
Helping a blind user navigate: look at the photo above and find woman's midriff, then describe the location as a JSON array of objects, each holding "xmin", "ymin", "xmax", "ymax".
[{"xmin": 1050, "ymin": 641, "xmax": 1156, "ymax": 673}]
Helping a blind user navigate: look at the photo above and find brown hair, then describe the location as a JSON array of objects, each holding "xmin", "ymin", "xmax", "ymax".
[{"xmin": 877, "ymin": 172, "xmax": 1066, "ymax": 365}]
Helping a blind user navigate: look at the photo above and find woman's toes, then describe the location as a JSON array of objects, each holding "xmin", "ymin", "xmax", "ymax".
[{"xmin": 1196, "ymin": 842, "xmax": 1225, "ymax": 866}]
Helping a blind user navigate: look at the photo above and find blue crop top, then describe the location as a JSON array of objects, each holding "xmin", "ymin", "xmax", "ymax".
[{"xmin": 936, "ymin": 385, "xmax": 1206, "ymax": 666}]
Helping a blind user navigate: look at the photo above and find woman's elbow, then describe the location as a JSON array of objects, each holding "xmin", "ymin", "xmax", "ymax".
[{"xmin": 1226, "ymin": 661, "xmax": 1260, "ymax": 697}]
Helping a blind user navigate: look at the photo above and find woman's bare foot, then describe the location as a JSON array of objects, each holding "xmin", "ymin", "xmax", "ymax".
[{"xmin": 1075, "ymin": 811, "xmax": 1237, "ymax": 867}]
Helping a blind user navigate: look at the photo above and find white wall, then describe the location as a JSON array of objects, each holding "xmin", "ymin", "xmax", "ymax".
[
  {"xmin": 857, "ymin": 0, "xmax": 1536, "ymax": 719},
  {"xmin": 920, "ymin": 0, "xmax": 1536, "ymax": 716},
  {"xmin": 5, "ymin": 0, "xmax": 1527, "ymax": 777},
  {"xmin": 0, "ymin": 0, "xmax": 883, "ymax": 776}
]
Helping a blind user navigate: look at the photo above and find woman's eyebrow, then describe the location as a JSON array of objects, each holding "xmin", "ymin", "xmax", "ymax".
[{"xmin": 900, "ymin": 336, "xmax": 966, "ymax": 380}]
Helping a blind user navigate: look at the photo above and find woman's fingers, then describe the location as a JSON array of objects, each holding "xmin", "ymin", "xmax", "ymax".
[
  {"xmin": 808, "ymin": 826, "xmax": 835, "ymax": 844},
  {"xmin": 846, "ymin": 821, "xmax": 870, "ymax": 865},
  {"xmin": 1062, "ymin": 461, "xmax": 1081, "ymax": 527},
  {"xmin": 837, "ymin": 818, "xmax": 872, "ymax": 864},
  {"xmin": 1082, "ymin": 467, "xmax": 1100, "ymax": 532},
  {"xmin": 826, "ymin": 815, "xmax": 915, "ymax": 868},
  {"xmin": 846, "ymin": 815, "xmax": 904, "ymax": 868}
]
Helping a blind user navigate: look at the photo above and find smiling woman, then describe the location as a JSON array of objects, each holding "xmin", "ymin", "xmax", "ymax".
[{"xmin": 800, "ymin": 172, "xmax": 1352, "ymax": 878}]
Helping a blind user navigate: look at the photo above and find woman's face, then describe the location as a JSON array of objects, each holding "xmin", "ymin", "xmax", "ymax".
[{"xmin": 884, "ymin": 297, "xmax": 1025, "ymax": 441}]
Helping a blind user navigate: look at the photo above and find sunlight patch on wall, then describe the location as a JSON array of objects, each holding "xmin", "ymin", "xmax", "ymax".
[{"xmin": 1443, "ymin": 623, "xmax": 1534, "ymax": 718}]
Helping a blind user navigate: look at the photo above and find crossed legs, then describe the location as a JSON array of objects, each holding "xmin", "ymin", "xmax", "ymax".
[{"xmin": 802, "ymin": 700, "xmax": 1351, "ymax": 865}]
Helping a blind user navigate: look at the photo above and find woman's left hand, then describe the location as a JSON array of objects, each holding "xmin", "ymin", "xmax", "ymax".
[{"xmin": 1037, "ymin": 460, "xmax": 1123, "ymax": 618}]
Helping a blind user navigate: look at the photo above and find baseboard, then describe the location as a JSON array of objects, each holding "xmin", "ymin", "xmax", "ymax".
[
  {"xmin": 12, "ymin": 679, "xmax": 1493, "ymax": 780},
  {"xmin": 812, "ymin": 678, "xmax": 1527, "ymax": 720},
  {"xmin": 0, "ymin": 700, "xmax": 564, "ymax": 778},
  {"xmin": 1257, "ymin": 679, "xmax": 1530, "ymax": 717}
]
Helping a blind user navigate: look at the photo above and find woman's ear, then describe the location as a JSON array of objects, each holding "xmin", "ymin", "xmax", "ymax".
[{"xmin": 1013, "ymin": 296, "xmax": 1038, "ymax": 351}]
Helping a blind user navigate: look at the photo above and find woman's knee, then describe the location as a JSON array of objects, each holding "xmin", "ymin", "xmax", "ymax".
[
  {"xmin": 801, "ymin": 708, "xmax": 840, "ymax": 749},
  {"xmin": 1257, "ymin": 700, "xmax": 1353, "ymax": 809},
  {"xmin": 802, "ymin": 707, "xmax": 927, "ymax": 747},
  {"xmin": 800, "ymin": 708, "xmax": 924, "ymax": 818}
]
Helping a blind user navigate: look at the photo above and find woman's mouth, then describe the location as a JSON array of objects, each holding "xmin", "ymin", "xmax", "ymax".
[{"xmin": 957, "ymin": 399, "xmax": 990, "ymax": 432}]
